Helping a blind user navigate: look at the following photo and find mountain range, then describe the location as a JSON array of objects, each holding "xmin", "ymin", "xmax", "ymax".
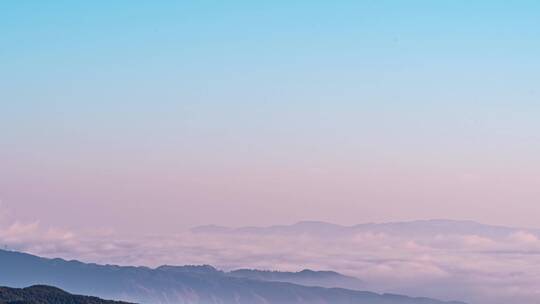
[
  {"xmin": 191, "ymin": 219, "xmax": 536, "ymax": 239},
  {"xmin": 0, "ymin": 249, "xmax": 465, "ymax": 304}
]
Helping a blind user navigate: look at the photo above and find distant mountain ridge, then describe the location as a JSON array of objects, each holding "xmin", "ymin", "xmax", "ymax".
[
  {"xmin": 0, "ymin": 285, "xmax": 132, "ymax": 304},
  {"xmin": 155, "ymin": 265, "xmax": 364, "ymax": 289},
  {"xmin": 191, "ymin": 219, "xmax": 538, "ymax": 238},
  {"xmin": 228, "ymin": 268, "xmax": 364, "ymax": 290},
  {"xmin": 0, "ymin": 249, "xmax": 465, "ymax": 304}
]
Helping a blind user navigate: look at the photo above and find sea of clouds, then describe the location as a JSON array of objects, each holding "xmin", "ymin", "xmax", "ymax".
[{"xmin": 2, "ymin": 205, "xmax": 540, "ymax": 304}]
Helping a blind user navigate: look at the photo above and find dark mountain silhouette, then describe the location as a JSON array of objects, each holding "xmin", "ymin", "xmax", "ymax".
[
  {"xmin": 0, "ymin": 285, "xmax": 132, "ymax": 304},
  {"xmin": 0, "ymin": 249, "xmax": 466, "ymax": 304}
]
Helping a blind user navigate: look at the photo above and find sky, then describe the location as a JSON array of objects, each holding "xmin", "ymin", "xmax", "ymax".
[{"xmin": 1, "ymin": 1, "xmax": 540, "ymax": 234}]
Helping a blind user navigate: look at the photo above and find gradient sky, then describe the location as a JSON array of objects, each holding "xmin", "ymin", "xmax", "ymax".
[{"xmin": 1, "ymin": 1, "xmax": 540, "ymax": 233}]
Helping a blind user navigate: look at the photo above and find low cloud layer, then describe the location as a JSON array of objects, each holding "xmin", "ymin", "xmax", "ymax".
[{"xmin": 2, "ymin": 208, "xmax": 540, "ymax": 304}]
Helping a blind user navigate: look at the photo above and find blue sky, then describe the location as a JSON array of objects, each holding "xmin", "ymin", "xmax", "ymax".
[{"xmin": 1, "ymin": 1, "xmax": 540, "ymax": 231}]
